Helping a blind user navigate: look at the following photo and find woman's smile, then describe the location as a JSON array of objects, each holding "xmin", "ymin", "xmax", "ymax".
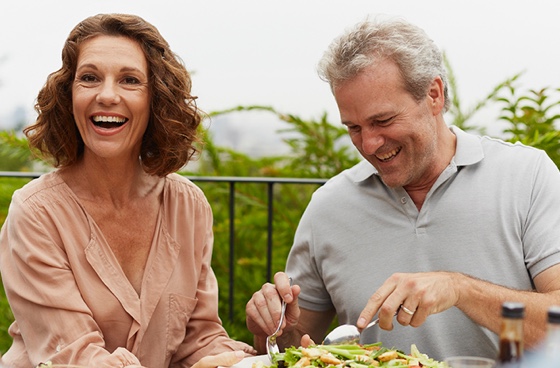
[{"xmin": 89, "ymin": 113, "xmax": 130, "ymax": 136}]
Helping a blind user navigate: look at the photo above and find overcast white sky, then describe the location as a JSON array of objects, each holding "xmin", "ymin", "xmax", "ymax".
[{"xmin": 1, "ymin": 0, "xmax": 559, "ymax": 139}]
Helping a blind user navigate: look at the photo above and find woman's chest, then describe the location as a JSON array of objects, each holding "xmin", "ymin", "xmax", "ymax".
[{"xmin": 87, "ymin": 200, "xmax": 161, "ymax": 293}]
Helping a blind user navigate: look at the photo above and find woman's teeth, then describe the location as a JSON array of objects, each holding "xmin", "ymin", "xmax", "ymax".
[
  {"xmin": 92, "ymin": 116, "xmax": 127, "ymax": 129},
  {"xmin": 92, "ymin": 116, "xmax": 126, "ymax": 124}
]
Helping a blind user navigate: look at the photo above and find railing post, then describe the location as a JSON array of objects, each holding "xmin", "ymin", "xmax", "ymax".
[
  {"xmin": 228, "ymin": 181, "xmax": 235, "ymax": 323},
  {"xmin": 266, "ymin": 182, "xmax": 274, "ymax": 282}
]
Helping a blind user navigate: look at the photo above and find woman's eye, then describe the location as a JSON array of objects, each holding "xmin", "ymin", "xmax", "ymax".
[
  {"xmin": 123, "ymin": 76, "xmax": 141, "ymax": 85},
  {"xmin": 79, "ymin": 74, "xmax": 98, "ymax": 83}
]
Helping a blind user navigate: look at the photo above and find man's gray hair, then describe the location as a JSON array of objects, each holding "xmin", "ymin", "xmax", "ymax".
[{"xmin": 317, "ymin": 17, "xmax": 450, "ymax": 112}]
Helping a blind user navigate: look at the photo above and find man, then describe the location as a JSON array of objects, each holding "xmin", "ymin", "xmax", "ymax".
[{"xmin": 245, "ymin": 17, "xmax": 560, "ymax": 360}]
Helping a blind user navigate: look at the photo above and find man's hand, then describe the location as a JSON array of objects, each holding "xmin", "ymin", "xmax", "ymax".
[
  {"xmin": 246, "ymin": 272, "xmax": 301, "ymax": 352},
  {"xmin": 357, "ymin": 272, "xmax": 460, "ymax": 330}
]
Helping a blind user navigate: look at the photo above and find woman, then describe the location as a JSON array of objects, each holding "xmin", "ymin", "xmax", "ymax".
[{"xmin": 0, "ymin": 13, "xmax": 255, "ymax": 368}]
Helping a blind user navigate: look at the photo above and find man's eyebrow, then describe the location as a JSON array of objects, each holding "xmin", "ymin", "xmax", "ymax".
[
  {"xmin": 367, "ymin": 111, "xmax": 393, "ymax": 121},
  {"xmin": 341, "ymin": 111, "xmax": 392, "ymax": 126}
]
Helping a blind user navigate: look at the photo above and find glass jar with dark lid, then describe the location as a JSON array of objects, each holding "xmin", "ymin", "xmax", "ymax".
[
  {"xmin": 498, "ymin": 301, "xmax": 525, "ymax": 367},
  {"xmin": 501, "ymin": 302, "xmax": 525, "ymax": 319},
  {"xmin": 547, "ymin": 305, "xmax": 560, "ymax": 324}
]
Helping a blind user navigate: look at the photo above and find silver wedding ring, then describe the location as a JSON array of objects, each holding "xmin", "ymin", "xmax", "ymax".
[{"xmin": 401, "ymin": 305, "xmax": 416, "ymax": 315}]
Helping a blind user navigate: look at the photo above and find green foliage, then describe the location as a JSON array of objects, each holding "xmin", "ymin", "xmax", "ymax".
[
  {"xmin": 494, "ymin": 84, "xmax": 560, "ymax": 164},
  {"xmin": 206, "ymin": 105, "xmax": 361, "ymax": 178},
  {"xmin": 444, "ymin": 55, "xmax": 560, "ymax": 169},
  {"xmin": 0, "ymin": 178, "xmax": 29, "ymax": 225},
  {"xmin": 0, "ymin": 131, "xmax": 35, "ymax": 171},
  {"xmin": 443, "ymin": 52, "xmax": 523, "ymax": 134}
]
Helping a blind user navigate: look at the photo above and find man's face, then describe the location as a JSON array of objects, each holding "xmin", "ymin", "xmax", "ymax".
[{"xmin": 334, "ymin": 59, "xmax": 443, "ymax": 190}]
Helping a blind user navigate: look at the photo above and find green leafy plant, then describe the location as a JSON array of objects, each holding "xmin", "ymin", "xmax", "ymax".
[
  {"xmin": 443, "ymin": 52, "xmax": 522, "ymax": 134},
  {"xmin": 0, "ymin": 131, "xmax": 36, "ymax": 171},
  {"xmin": 208, "ymin": 105, "xmax": 361, "ymax": 178},
  {"xmin": 493, "ymin": 84, "xmax": 560, "ymax": 165}
]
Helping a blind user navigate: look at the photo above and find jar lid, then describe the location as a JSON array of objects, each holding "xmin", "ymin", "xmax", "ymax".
[
  {"xmin": 502, "ymin": 302, "xmax": 525, "ymax": 319},
  {"xmin": 548, "ymin": 305, "xmax": 560, "ymax": 324}
]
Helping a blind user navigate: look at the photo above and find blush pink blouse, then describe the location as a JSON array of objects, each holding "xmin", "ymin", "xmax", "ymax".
[{"xmin": 0, "ymin": 171, "xmax": 252, "ymax": 367}]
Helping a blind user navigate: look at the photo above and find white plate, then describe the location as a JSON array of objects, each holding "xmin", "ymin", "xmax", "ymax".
[{"xmin": 228, "ymin": 355, "xmax": 271, "ymax": 368}]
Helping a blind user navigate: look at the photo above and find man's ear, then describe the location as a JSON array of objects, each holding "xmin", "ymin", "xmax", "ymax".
[{"xmin": 427, "ymin": 76, "xmax": 445, "ymax": 116}]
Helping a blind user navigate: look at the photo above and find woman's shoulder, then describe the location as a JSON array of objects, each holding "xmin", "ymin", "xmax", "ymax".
[
  {"xmin": 6, "ymin": 171, "xmax": 82, "ymax": 230},
  {"xmin": 164, "ymin": 172, "xmax": 200, "ymax": 190},
  {"xmin": 11, "ymin": 171, "xmax": 68, "ymax": 205},
  {"xmin": 164, "ymin": 173, "xmax": 209, "ymax": 205}
]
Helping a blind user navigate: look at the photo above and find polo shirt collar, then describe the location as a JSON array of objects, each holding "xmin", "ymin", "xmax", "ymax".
[
  {"xmin": 350, "ymin": 125, "xmax": 485, "ymax": 183},
  {"xmin": 449, "ymin": 125, "xmax": 484, "ymax": 166}
]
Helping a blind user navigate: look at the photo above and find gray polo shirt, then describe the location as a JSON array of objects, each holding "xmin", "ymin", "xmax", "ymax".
[{"xmin": 286, "ymin": 126, "xmax": 560, "ymax": 360}]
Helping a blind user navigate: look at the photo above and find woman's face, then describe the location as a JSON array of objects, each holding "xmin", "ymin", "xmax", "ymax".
[{"xmin": 72, "ymin": 35, "xmax": 150, "ymax": 163}]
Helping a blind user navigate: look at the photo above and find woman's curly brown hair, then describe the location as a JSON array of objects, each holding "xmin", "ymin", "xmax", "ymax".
[{"xmin": 24, "ymin": 13, "xmax": 201, "ymax": 177}]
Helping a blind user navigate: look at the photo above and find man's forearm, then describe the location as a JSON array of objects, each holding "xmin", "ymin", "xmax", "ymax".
[{"xmin": 454, "ymin": 272, "xmax": 560, "ymax": 348}]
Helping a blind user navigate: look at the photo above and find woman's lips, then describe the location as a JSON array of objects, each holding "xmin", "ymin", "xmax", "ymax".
[{"xmin": 91, "ymin": 115, "xmax": 128, "ymax": 129}]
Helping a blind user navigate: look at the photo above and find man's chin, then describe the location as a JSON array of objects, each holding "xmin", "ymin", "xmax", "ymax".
[{"xmin": 378, "ymin": 173, "xmax": 405, "ymax": 188}]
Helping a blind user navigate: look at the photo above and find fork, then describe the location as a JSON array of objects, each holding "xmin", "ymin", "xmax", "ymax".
[{"xmin": 266, "ymin": 277, "xmax": 292, "ymax": 361}]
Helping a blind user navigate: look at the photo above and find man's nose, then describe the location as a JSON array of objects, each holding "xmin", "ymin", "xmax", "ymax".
[{"xmin": 361, "ymin": 126, "xmax": 384, "ymax": 155}]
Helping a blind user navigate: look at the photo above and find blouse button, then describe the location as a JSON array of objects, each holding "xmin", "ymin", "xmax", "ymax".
[{"xmin": 400, "ymin": 197, "xmax": 407, "ymax": 204}]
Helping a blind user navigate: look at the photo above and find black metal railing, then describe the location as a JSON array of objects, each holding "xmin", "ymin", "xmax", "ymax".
[{"xmin": 0, "ymin": 171, "xmax": 327, "ymax": 322}]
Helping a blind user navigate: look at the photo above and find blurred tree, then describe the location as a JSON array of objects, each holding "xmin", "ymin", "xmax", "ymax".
[
  {"xmin": 0, "ymin": 131, "xmax": 35, "ymax": 171},
  {"xmin": 207, "ymin": 105, "xmax": 360, "ymax": 178}
]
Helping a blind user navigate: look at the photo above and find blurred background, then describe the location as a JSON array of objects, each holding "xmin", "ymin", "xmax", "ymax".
[{"xmin": 1, "ymin": 0, "xmax": 560, "ymax": 156}]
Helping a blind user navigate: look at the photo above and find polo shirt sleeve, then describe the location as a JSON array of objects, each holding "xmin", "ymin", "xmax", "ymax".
[
  {"xmin": 522, "ymin": 150, "xmax": 560, "ymax": 278},
  {"xmin": 286, "ymin": 197, "xmax": 334, "ymax": 312}
]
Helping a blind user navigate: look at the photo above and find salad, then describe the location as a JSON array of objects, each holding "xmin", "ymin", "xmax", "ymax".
[{"xmin": 259, "ymin": 343, "xmax": 448, "ymax": 368}]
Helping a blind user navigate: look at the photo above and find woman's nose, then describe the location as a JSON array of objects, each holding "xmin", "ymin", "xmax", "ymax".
[{"xmin": 96, "ymin": 81, "xmax": 121, "ymax": 105}]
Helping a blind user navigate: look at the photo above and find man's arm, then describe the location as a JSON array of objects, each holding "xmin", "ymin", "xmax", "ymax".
[
  {"xmin": 455, "ymin": 263, "xmax": 560, "ymax": 348},
  {"xmin": 357, "ymin": 264, "xmax": 560, "ymax": 349}
]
